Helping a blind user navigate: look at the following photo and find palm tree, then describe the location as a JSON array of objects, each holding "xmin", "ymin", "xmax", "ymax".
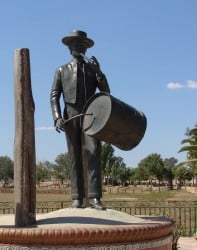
[
  {"xmin": 179, "ymin": 128, "xmax": 197, "ymax": 160},
  {"xmin": 179, "ymin": 125, "xmax": 197, "ymax": 186}
]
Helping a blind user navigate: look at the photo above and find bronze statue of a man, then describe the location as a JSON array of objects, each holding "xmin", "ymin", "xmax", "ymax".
[{"xmin": 50, "ymin": 30, "xmax": 110, "ymax": 210}]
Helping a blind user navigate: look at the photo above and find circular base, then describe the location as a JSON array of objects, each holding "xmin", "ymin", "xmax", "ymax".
[{"xmin": 0, "ymin": 208, "xmax": 173, "ymax": 249}]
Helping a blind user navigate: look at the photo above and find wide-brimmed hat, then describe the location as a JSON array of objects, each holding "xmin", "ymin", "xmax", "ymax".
[{"xmin": 62, "ymin": 30, "xmax": 94, "ymax": 48}]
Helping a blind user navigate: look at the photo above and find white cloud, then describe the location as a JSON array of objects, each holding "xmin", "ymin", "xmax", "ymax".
[
  {"xmin": 187, "ymin": 80, "xmax": 197, "ymax": 89},
  {"xmin": 35, "ymin": 126, "xmax": 54, "ymax": 131},
  {"xmin": 167, "ymin": 82, "xmax": 184, "ymax": 89},
  {"xmin": 167, "ymin": 80, "xmax": 197, "ymax": 90}
]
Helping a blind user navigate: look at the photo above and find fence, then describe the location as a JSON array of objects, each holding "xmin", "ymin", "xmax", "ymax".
[
  {"xmin": 106, "ymin": 201, "xmax": 197, "ymax": 237},
  {"xmin": 0, "ymin": 200, "xmax": 196, "ymax": 237}
]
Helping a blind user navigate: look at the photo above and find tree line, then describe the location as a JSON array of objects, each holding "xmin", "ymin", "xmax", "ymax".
[{"xmin": 0, "ymin": 123, "xmax": 196, "ymax": 188}]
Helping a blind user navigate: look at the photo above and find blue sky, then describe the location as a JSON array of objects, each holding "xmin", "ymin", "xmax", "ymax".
[{"xmin": 0, "ymin": 0, "xmax": 196, "ymax": 167}]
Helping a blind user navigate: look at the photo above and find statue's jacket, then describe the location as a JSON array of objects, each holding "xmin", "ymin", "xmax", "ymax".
[{"xmin": 50, "ymin": 59, "xmax": 110, "ymax": 123}]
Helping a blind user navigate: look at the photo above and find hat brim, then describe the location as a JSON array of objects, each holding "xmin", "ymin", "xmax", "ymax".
[{"xmin": 62, "ymin": 36, "xmax": 94, "ymax": 48}]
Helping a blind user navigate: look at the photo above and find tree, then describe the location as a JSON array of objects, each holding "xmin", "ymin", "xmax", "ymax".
[
  {"xmin": 101, "ymin": 143, "xmax": 114, "ymax": 176},
  {"xmin": 135, "ymin": 163, "xmax": 150, "ymax": 184},
  {"xmin": 179, "ymin": 124, "xmax": 197, "ymax": 185},
  {"xmin": 129, "ymin": 168, "xmax": 138, "ymax": 184},
  {"xmin": 179, "ymin": 125, "xmax": 197, "ymax": 163},
  {"xmin": 53, "ymin": 153, "xmax": 70, "ymax": 185},
  {"xmin": 163, "ymin": 157, "xmax": 178, "ymax": 190},
  {"xmin": 111, "ymin": 164, "xmax": 119, "ymax": 185},
  {"xmin": 0, "ymin": 156, "xmax": 14, "ymax": 186},
  {"xmin": 36, "ymin": 161, "xmax": 54, "ymax": 185},
  {"xmin": 119, "ymin": 167, "xmax": 132, "ymax": 185},
  {"xmin": 174, "ymin": 165, "xmax": 193, "ymax": 186},
  {"xmin": 138, "ymin": 153, "xmax": 165, "ymax": 190},
  {"xmin": 110, "ymin": 156, "xmax": 127, "ymax": 185}
]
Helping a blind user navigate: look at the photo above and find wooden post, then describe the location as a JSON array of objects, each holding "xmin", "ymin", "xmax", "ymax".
[{"xmin": 14, "ymin": 48, "xmax": 36, "ymax": 226}]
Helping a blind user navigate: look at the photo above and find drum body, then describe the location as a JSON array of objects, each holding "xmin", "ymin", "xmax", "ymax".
[{"xmin": 82, "ymin": 92, "xmax": 147, "ymax": 151}]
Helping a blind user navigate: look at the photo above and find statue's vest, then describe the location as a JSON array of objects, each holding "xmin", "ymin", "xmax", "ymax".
[{"xmin": 58, "ymin": 61, "xmax": 98, "ymax": 105}]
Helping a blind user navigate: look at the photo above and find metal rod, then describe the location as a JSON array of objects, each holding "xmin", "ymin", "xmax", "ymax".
[{"xmin": 63, "ymin": 113, "xmax": 93, "ymax": 124}]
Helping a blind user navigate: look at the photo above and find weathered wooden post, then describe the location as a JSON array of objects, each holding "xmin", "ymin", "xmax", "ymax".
[{"xmin": 14, "ymin": 48, "xmax": 36, "ymax": 226}]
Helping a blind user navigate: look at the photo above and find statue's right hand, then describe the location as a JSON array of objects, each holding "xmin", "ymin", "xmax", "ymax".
[{"xmin": 55, "ymin": 118, "xmax": 66, "ymax": 133}]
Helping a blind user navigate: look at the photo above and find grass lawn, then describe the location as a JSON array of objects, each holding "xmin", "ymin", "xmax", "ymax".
[{"xmin": 0, "ymin": 185, "xmax": 196, "ymax": 203}]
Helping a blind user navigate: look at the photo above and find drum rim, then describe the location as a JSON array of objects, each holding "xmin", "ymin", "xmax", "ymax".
[{"xmin": 82, "ymin": 92, "xmax": 111, "ymax": 135}]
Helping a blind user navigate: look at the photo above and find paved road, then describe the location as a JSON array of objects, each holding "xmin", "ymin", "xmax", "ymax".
[{"xmin": 178, "ymin": 237, "xmax": 197, "ymax": 250}]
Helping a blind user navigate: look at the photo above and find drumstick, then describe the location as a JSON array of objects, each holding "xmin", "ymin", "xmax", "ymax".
[{"xmin": 63, "ymin": 113, "xmax": 93, "ymax": 124}]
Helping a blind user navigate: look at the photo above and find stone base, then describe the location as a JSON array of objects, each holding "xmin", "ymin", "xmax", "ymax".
[{"xmin": 0, "ymin": 208, "xmax": 173, "ymax": 250}]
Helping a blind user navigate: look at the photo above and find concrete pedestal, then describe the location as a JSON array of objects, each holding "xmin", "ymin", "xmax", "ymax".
[{"xmin": 0, "ymin": 208, "xmax": 173, "ymax": 249}]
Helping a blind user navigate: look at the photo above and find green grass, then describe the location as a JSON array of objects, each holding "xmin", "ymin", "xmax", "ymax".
[
  {"xmin": 0, "ymin": 192, "xmax": 70, "ymax": 203},
  {"xmin": 136, "ymin": 190, "xmax": 175, "ymax": 201},
  {"xmin": 103, "ymin": 191, "xmax": 175, "ymax": 201},
  {"xmin": 0, "ymin": 186, "xmax": 196, "ymax": 203},
  {"xmin": 103, "ymin": 187, "xmax": 196, "ymax": 202}
]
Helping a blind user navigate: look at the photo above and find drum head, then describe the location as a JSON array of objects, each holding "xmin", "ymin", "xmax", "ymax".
[{"xmin": 83, "ymin": 93, "xmax": 111, "ymax": 136}]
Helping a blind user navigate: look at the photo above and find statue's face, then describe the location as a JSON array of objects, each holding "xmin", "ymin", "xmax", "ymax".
[{"xmin": 69, "ymin": 40, "xmax": 87, "ymax": 58}]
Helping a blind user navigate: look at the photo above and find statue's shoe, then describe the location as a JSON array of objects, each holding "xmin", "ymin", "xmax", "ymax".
[{"xmin": 89, "ymin": 198, "xmax": 106, "ymax": 210}]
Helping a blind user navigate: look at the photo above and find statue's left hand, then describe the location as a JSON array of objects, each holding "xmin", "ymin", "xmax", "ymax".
[
  {"xmin": 55, "ymin": 118, "xmax": 66, "ymax": 133},
  {"xmin": 89, "ymin": 56, "xmax": 102, "ymax": 75}
]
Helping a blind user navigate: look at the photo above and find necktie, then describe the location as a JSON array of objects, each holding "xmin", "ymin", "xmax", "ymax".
[{"xmin": 72, "ymin": 60, "xmax": 87, "ymax": 105}]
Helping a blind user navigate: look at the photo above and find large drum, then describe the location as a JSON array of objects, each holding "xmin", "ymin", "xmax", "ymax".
[{"xmin": 82, "ymin": 92, "xmax": 147, "ymax": 151}]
